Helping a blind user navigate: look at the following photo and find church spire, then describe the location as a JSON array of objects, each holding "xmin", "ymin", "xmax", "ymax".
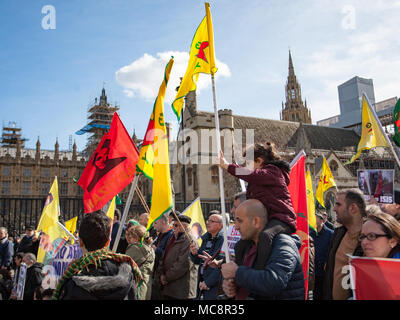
[{"xmin": 280, "ymin": 50, "xmax": 312, "ymax": 124}]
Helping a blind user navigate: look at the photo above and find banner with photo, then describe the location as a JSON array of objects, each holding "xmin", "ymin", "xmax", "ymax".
[{"xmin": 357, "ymin": 169, "xmax": 394, "ymax": 204}]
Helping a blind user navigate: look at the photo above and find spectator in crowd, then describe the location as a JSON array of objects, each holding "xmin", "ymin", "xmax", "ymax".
[
  {"xmin": 110, "ymin": 209, "xmax": 128, "ymax": 253},
  {"xmin": 125, "ymin": 225, "xmax": 155, "ymax": 300},
  {"xmin": 12, "ymin": 236, "xmax": 21, "ymax": 256},
  {"xmin": 21, "ymin": 253, "xmax": 43, "ymax": 300},
  {"xmin": 218, "ymin": 142, "xmax": 297, "ymax": 262},
  {"xmin": 53, "ymin": 211, "xmax": 142, "ymax": 300},
  {"xmin": 381, "ymin": 201, "xmax": 400, "ymax": 221},
  {"xmin": 310, "ymin": 211, "xmax": 334, "ymax": 300},
  {"xmin": 231, "ymin": 192, "xmax": 246, "ymax": 219},
  {"xmin": 0, "ymin": 268, "xmax": 13, "ymax": 300},
  {"xmin": 360, "ymin": 212, "xmax": 400, "ymax": 258},
  {"xmin": 158, "ymin": 215, "xmax": 198, "ymax": 300},
  {"xmin": 0, "ymin": 227, "xmax": 14, "ymax": 269},
  {"xmin": 151, "ymin": 213, "xmax": 173, "ymax": 300},
  {"xmin": 138, "ymin": 212, "xmax": 157, "ymax": 240},
  {"xmin": 139, "ymin": 212, "xmax": 149, "ymax": 227},
  {"xmin": 17, "ymin": 226, "xmax": 39, "ymax": 256},
  {"xmin": 323, "ymin": 189, "xmax": 366, "ymax": 300},
  {"xmin": 190, "ymin": 213, "xmax": 225, "ymax": 300},
  {"xmin": 320, "ymin": 209, "xmax": 335, "ymax": 230},
  {"xmin": 221, "ymin": 199, "xmax": 305, "ymax": 300}
]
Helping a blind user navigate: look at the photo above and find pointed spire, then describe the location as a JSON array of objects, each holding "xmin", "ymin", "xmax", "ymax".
[
  {"xmin": 54, "ymin": 138, "xmax": 59, "ymax": 162},
  {"xmin": 34, "ymin": 137, "xmax": 40, "ymax": 162},
  {"xmin": 72, "ymin": 140, "xmax": 77, "ymax": 161},
  {"xmin": 288, "ymin": 50, "xmax": 295, "ymax": 77}
]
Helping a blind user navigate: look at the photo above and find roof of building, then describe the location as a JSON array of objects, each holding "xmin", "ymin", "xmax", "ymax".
[{"xmin": 287, "ymin": 123, "xmax": 360, "ymax": 151}]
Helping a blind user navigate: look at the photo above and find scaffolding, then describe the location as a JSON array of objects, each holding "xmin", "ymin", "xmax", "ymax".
[
  {"xmin": 1, "ymin": 121, "xmax": 28, "ymax": 148},
  {"xmin": 79, "ymin": 88, "xmax": 119, "ymax": 158}
]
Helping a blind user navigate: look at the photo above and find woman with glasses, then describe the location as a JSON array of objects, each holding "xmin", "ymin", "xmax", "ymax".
[{"xmin": 360, "ymin": 212, "xmax": 400, "ymax": 258}]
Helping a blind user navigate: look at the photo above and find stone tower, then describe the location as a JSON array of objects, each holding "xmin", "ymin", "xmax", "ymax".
[{"xmin": 280, "ymin": 51, "xmax": 312, "ymax": 124}]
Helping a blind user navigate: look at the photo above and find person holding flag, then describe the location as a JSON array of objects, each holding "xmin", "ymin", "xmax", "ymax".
[{"xmin": 218, "ymin": 142, "xmax": 297, "ymax": 263}]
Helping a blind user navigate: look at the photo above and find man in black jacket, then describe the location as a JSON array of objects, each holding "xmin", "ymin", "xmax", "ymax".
[
  {"xmin": 22, "ymin": 253, "xmax": 43, "ymax": 300},
  {"xmin": 54, "ymin": 211, "xmax": 142, "ymax": 300}
]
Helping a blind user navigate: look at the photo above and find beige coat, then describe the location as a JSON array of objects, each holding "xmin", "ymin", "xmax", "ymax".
[
  {"xmin": 125, "ymin": 242, "xmax": 155, "ymax": 300},
  {"xmin": 158, "ymin": 232, "xmax": 198, "ymax": 299}
]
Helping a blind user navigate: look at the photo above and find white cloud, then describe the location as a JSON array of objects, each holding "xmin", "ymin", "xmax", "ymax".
[
  {"xmin": 301, "ymin": 3, "xmax": 400, "ymax": 123},
  {"xmin": 115, "ymin": 51, "xmax": 231, "ymax": 104}
]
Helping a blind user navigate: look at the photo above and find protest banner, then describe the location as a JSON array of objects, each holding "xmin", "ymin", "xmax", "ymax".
[
  {"xmin": 16, "ymin": 262, "xmax": 27, "ymax": 300},
  {"xmin": 41, "ymin": 242, "xmax": 83, "ymax": 289},
  {"xmin": 349, "ymin": 255, "xmax": 400, "ymax": 300},
  {"xmin": 357, "ymin": 169, "xmax": 394, "ymax": 204}
]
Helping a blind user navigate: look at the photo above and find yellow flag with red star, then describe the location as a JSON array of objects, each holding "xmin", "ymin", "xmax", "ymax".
[
  {"xmin": 172, "ymin": 3, "xmax": 217, "ymax": 121},
  {"xmin": 315, "ymin": 157, "xmax": 337, "ymax": 207}
]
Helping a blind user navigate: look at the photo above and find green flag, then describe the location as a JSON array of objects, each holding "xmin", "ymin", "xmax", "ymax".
[{"xmin": 393, "ymin": 99, "xmax": 400, "ymax": 147}]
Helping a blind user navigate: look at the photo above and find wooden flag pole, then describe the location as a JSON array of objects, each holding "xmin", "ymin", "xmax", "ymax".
[
  {"xmin": 211, "ymin": 73, "xmax": 230, "ymax": 263},
  {"xmin": 112, "ymin": 174, "xmax": 140, "ymax": 253},
  {"xmin": 136, "ymin": 185, "xmax": 150, "ymax": 213}
]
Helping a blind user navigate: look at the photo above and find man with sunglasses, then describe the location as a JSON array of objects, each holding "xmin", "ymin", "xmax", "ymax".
[
  {"xmin": 158, "ymin": 215, "xmax": 198, "ymax": 300},
  {"xmin": 190, "ymin": 212, "xmax": 225, "ymax": 300},
  {"xmin": 323, "ymin": 189, "xmax": 366, "ymax": 300}
]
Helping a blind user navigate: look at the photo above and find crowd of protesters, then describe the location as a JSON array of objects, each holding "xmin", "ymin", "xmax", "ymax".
[{"xmin": 1, "ymin": 142, "xmax": 400, "ymax": 300}]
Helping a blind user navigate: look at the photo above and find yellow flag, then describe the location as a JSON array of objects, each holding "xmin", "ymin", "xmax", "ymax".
[
  {"xmin": 146, "ymin": 58, "xmax": 174, "ymax": 231},
  {"xmin": 183, "ymin": 198, "xmax": 207, "ymax": 245},
  {"xmin": 64, "ymin": 216, "xmax": 78, "ymax": 244},
  {"xmin": 171, "ymin": 2, "xmax": 217, "ymax": 121},
  {"xmin": 346, "ymin": 94, "xmax": 389, "ymax": 164},
  {"xmin": 36, "ymin": 177, "xmax": 69, "ymax": 263},
  {"xmin": 65, "ymin": 216, "xmax": 78, "ymax": 235},
  {"xmin": 315, "ymin": 157, "xmax": 337, "ymax": 207},
  {"xmin": 106, "ymin": 196, "xmax": 116, "ymax": 221},
  {"xmin": 306, "ymin": 171, "xmax": 317, "ymax": 232}
]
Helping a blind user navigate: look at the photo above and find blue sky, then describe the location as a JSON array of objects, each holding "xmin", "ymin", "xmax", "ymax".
[{"xmin": 1, "ymin": 0, "xmax": 399, "ymax": 152}]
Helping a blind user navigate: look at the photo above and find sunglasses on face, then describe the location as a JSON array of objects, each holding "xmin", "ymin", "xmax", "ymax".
[{"xmin": 358, "ymin": 232, "xmax": 389, "ymax": 242}]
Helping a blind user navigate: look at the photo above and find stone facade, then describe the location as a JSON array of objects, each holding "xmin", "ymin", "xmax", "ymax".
[{"xmin": 0, "ymin": 138, "xmax": 86, "ymax": 198}]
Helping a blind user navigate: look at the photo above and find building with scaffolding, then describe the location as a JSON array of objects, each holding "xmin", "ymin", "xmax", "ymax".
[
  {"xmin": 1, "ymin": 121, "xmax": 28, "ymax": 148},
  {"xmin": 76, "ymin": 88, "xmax": 119, "ymax": 159}
]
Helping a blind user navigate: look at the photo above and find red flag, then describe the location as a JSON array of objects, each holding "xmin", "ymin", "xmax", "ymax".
[
  {"xmin": 78, "ymin": 113, "xmax": 139, "ymax": 213},
  {"xmin": 288, "ymin": 150, "xmax": 309, "ymax": 298},
  {"xmin": 349, "ymin": 256, "xmax": 400, "ymax": 300}
]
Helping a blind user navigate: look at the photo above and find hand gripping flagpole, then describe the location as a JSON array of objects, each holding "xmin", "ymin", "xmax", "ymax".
[{"xmin": 112, "ymin": 174, "xmax": 140, "ymax": 253}]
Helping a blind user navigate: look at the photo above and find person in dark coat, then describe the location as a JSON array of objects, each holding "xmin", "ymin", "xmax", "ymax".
[
  {"xmin": 53, "ymin": 211, "xmax": 142, "ymax": 300},
  {"xmin": 310, "ymin": 212, "xmax": 333, "ymax": 300},
  {"xmin": 151, "ymin": 213, "xmax": 173, "ymax": 300},
  {"xmin": 190, "ymin": 213, "xmax": 225, "ymax": 300},
  {"xmin": 221, "ymin": 199, "xmax": 305, "ymax": 300},
  {"xmin": 22, "ymin": 253, "xmax": 44, "ymax": 300},
  {"xmin": 0, "ymin": 227, "xmax": 14, "ymax": 269},
  {"xmin": 218, "ymin": 142, "xmax": 297, "ymax": 261},
  {"xmin": 17, "ymin": 226, "xmax": 39, "ymax": 256}
]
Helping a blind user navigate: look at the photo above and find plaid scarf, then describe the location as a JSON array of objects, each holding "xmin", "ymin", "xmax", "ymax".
[{"xmin": 52, "ymin": 247, "xmax": 143, "ymax": 300}]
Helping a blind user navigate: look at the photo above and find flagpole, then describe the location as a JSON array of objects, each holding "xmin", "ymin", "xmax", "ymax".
[
  {"xmin": 363, "ymin": 93, "xmax": 400, "ymax": 169},
  {"xmin": 211, "ymin": 74, "xmax": 230, "ymax": 263},
  {"xmin": 112, "ymin": 174, "xmax": 140, "ymax": 253}
]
